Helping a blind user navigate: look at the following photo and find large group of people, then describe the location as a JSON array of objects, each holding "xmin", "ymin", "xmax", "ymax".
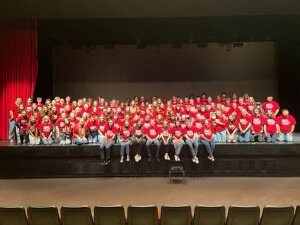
[{"xmin": 9, "ymin": 93, "xmax": 296, "ymax": 165}]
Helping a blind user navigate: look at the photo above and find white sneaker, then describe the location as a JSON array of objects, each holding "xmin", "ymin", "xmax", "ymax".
[
  {"xmin": 138, "ymin": 154, "xmax": 142, "ymax": 162},
  {"xmin": 175, "ymin": 155, "xmax": 180, "ymax": 161},
  {"xmin": 120, "ymin": 156, "xmax": 124, "ymax": 163},
  {"xmin": 195, "ymin": 156, "xmax": 199, "ymax": 164},
  {"xmin": 164, "ymin": 153, "xmax": 169, "ymax": 160},
  {"xmin": 174, "ymin": 155, "xmax": 178, "ymax": 161},
  {"xmin": 134, "ymin": 154, "xmax": 139, "ymax": 162},
  {"xmin": 126, "ymin": 155, "xmax": 130, "ymax": 162},
  {"xmin": 192, "ymin": 156, "xmax": 197, "ymax": 163},
  {"xmin": 208, "ymin": 156, "xmax": 215, "ymax": 162}
]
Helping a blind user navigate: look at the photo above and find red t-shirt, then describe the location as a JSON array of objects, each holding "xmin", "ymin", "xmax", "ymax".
[
  {"xmin": 238, "ymin": 114, "xmax": 252, "ymax": 130},
  {"xmin": 227, "ymin": 121, "xmax": 238, "ymax": 133},
  {"xmin": 106, "ymin": 126, "xmax": 118, "ymax": 140},
  {"xmin": 16, "ymin": 116, "xmax": 29, "ymax": 131},
  {"xmin": 193, "ymin": 120, "xmax": 203, "ymax": 134},
  {"xmin": 262, "ymin": 100, "xmax": 280, "ymax": 114},
  {"xmin": 131, "ymin": 126, "xmax": 144, "ymax": 138},
  {"xmin": 277, "ymin": 115, "xmax": 296, "ymax": 133},
  {"xmin": 39, "ymin": 122, "xmax": 54, "ymax": 138},
  {"xmin": 85, "ymin": 121, "xmax": 99, "ymax": 132},
  {"xmin": 251, "ymin": 115, "xmax": 265, "ymax": 134},
  {"xmin": 186, "ymin": 126, "xmax": 197, "ymax": 139},
  {"xmin": 215, "ymin": 117, "xmax": 228, "ymax": 132},
  {"xmin": 55, "ymin": 118, "xmax": 66, "ymax": 132},
  {"xmin": 265, "ymin": 118, "xmax": 278, "ymax": 134},
  {"xmin": 98, "ymin": 122, "xmax": 108, "ymax": 135},
  {"xmin": 200, "ymin": 126, "xmax": 215, "ymax": 140},
  {"xmin": 120, "ymin": 128, "xmax": 131, "ymax": 141},
  {"xmin": 172, "ymin": 126, "xmax": 186, "ymax": 139},
  {"xmin": 9, "ymin": 103, "xmax": 19, "ymax": 119},
  {"xmin": 160, "ymin": 127, "xmax": 171, "ymax": 139},
  {"xmin": 146, "ymin": 125, "xmax": 160, "ymax": 139}
]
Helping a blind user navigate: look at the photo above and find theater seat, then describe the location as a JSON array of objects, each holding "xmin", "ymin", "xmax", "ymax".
[
  {"xmin": 127, "ymin": 205, "xmax": 159, "ymax": 225},
  {"xmin": 0, "ymin": 206, "xmax": 28, "ymax": 225},
  {"xmin": 292, "ymin": 206, "xmax": 300, "ymax": 225},
  {"xmin": 226, "ymin": 205, "xmax": 260, "ymax": 225},
  {"xmin": 27, "ymin": 206, "xmax": 61, "ymax": 225},
  {"xmin": 94, "ymin": 205, "xmax": 126, "ymax": 225},
  {"xmin": 60, "ymin": 206, "xmax": 93, "ymax": 225},
  {"xmin": 260, "ymin": 206, "xmax": 294, "ymax": 225},
  {"xmin": 160, "ymin": 205, "xmax": 192, "ymax": 225},
  {"xmin": 193, "ymin": 205, "xmax": 225, "ymax": 225}
]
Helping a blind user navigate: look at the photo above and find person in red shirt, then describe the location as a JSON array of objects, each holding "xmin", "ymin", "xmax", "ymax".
[
  {"xmin": 73, "ymin": 118, "xmax": 88, "ymax": 145},
  {"xmin": 185, "ymin": 120, "xmax": 199, "ymax": 164},
  {"xmin": 171, "ymin": 120, "xmax": 186, "ymax": 161},
  {"xmin": 145, "ymin": 119, "xmax": 161, "ymax": 162},
  {"xmin": 131, "ymin": 120, "xmax": 145, "ymax": 162},
  {"xmin": 9, "ymin": 97, "xmax": 22, "ymax": 143},
  {"xmin": 264, "ymin": 110, "xmax": 279, "ymax": 143},
  {"xmin": 100, "ymin": 119, "xmax": 118, "ymax": 165},
  {"xmin": 85, "ymin": 115, "xmax": 99, "ymax": 144},
  {"xmin": 277, "ymin": 109, "xmax": 296, "ymax": 142},
  {"xmin": 160, "ymin": 120, "xmax": 172, "ymax": 161},
  {"xmin": 28, "ymin": 116, "xmax": 40, "ymax": 145},
  {"xmin": 55, "ymin": 112, "xmax": 67, "ymax": 144},
  {"xmin": 39, "ymin": 115, "xmax": 54, "ymax": 145},
  {"xmin": 16, "ymin": 111, "xmax": 30, "ymax": 145},
  {"xmin": 36, "ymin": 97, "xmax": 44, "ymax": 111},
  {"xmin": 214, "ymin": 111, "xmax": 228, "ymax": 143},
  {"xmin": 250, "ymin": 108, "xmax": 265, "ymax": 142},
  {"xmin": 226, "ymin": 114, "xmax": 238, "ymax": 143},
  {"xmin": 119, "ymin": 122, "xmax": 132, "ymax": 163},
  {"xmin": 262, "ymin": 96, "xmax": 280, "ymax": 116},
  {"xmin": 200, "ymin": 119, "xmax": 216, "ymax": 162},
  {"xmin": 238, "ymin": 108, "xmax": 252, "ymax": 142}
]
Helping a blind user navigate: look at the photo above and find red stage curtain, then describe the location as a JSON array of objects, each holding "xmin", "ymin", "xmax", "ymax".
[{"xmin": 0, "ymin": 20, "xmax": 38, "ymax": 139}]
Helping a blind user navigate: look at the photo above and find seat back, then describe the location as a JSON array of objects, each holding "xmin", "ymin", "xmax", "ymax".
[
  {"xmin": 0, "ymin": 207, "xmax": 28, "ymax": 225},
  {"xmin": 127, "ymin": 205, "xmax": 159, "ymax": 225},
  {"xmin": 61, "ymin": 206, "xmax": 93, "ymax": 225},
  {"xmin": 293, "ymin": 206, "xmax": 300, "ymax": 225},
  {"xmin": 27, "ymin": 206, "xmax": 61, "ymax": 225},
  {"xmin": 160, "ymin": 205, "xmax": 192, "ymax": 225},
  {"xmin": 260, "ymin": 206, "xmax": 294, "ymax": 225},
  {"xmin": 194, "ymin": 205, "xmax": 225, "ymax": 225},
  {"xmin": 94, "ymin": 205, "xmax": 125, "ymax": 225},
  {"xmin": 226, "ymin": 206, "xmax": 260, "ymax": 225}
]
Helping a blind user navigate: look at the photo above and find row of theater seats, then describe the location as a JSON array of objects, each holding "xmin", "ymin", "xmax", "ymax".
[{"xmin": 0, "ymin": 205, "xmax": 300, "ymax": 225}]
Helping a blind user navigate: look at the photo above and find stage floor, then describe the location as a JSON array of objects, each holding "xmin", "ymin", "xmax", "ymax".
[
  {"xmin": 0, "ymin": 133, "xmax": 300, "ymax": 178},
  {"xmin": 1, "ymin": 133, "xmax": 300, "ymax": 147}
]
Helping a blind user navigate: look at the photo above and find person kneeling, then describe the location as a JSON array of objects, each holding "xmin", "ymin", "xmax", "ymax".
[
  {"xmin": 226, "ymin": 115, "xmax": 238, "ymax": 143},
  {"xmin": 73, "ymin": 119, "xmax": 88, "ymax": 145},
  {"xmin": 277, "ymin": 109, "xmax": 296, "ymax": 142},
  {"xmin": 39, "ymin": 115, "xmax": 54, "ymax": 145},
  {"xmin": 264, "ymin": 111, "xmax": 279, "ymax": 143}
]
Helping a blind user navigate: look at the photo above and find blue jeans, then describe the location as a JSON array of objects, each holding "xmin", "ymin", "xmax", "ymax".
[
  {"xmin": 120, "ymin": 141, "xmax": 131, "ymax": 155},
  {"xmin": 88, "ymin": 132, "xmax": 99, "ymax": 143},
  {"xmin": 200, "ymin": 139, "xmax": 215, "ymax": 157},
  {"xmin": 42, "ymin": 137, "xmax": 53, "ymax": 145},
  {"xmin": 185, "ymin": 138, "xmax": 199, "ymax": 156},
  {"xmin": 266, "ymin": 133, "xmax": 277, "ymax": 143},
  {"xmin": 99, "ymin": 139, "xmax": 115, "ymax": 161},
  {"xmin": 278, "ymin": 133, "xmax": 293, "ymax": 142},
  {"xmin": 172, "ymin": 139, "xmax": 184, "ymax": 156},
  {"xmin": 146, "ymin": 139, "xmax": 161, "ymax": 158},
  {"xmin": 238, "ymin": 130, "xmax": 251, "ymax": 142},
  {"xmin": 8, "ymin": 119, "xmax": 16, "ymax": 140},
  {"xmin": 214, "ymin": 131, "xmax": 227, "ymax": 142},
  {"xmin": 73, "ymin": 137, "xmax": 88, "ymax": 145}
]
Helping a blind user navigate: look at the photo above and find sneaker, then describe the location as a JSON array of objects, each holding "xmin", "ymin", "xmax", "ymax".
[
  {"xmin": 126, "ymin": 155, "xmax": 130, "ymax": 162},
  {"xmin": 192, "ymin": 156, "xmax": 196, "ymax": 163},
  {"xmin": 120, "ymin": 156, "xmax": 124, "ymax": 163},
  {"xmin": 134, "ymin": 154, "xmax": 139, "ymax": 162},
  {"xmin": 208, "ymin": 156, "xmax": 215, "ymax": 162},
  {"xmin": 105, "ymin": 160, "xmax": 111, "ymax": 165},
  {"xmin": 195, "ymin": 156, "xmax": 199, "ymax": 164},
  {"xmin": 174, "ymin": 155, "xmax": 178, "ymax": 161},
  {"xmin": 177, "ymin": 156, "xmax": 181, "ymax": 161},
  {"xmin": 164, "ymin": 153, "xmax": 169, "ymax": 160},
  {"xmin": 166, "ymin": 155, "xmax": 170, "ymax": 160},
  {"xmin": 138, "ymin": 154, "xmax": 142, "ymax": 162}
]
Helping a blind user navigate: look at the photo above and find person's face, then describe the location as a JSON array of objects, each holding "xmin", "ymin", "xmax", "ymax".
[
  {"xmin": 267, "ymin": 96, "xmax": 273, "ymax": 102},
  {"xmin": 254, "ymin": 109, "xmax": 260, "ymax": 115},
  {"xmin": 108, "ymin": 120, "xmax": 113, "ymax": 126},
  {"xmin": 22, "ymin": 111, "xmax": 27, "ymax": 117},
  {"xmin": 91, "ymin": 117, "xmax": 95, "ymax": 122},
  {"xmin": 204, "ymin": 120, "xmax": 209, "ymax": 126},
  {"xmin": 27, "ymin": 98, "xmax": 32, "ymax": 104},
  {"xmin": 282, "ymin": 110, "xmax": 289, "ymax": 117},
  {"xmin": 44, "ymin": 117, "xmax": 49, "ymax": 123},
  {"xmin": 150, "ymin": 120, "xmax": 155, "ymax": 126}
]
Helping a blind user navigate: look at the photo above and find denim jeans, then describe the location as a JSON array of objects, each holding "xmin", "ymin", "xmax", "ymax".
[
  {"xmin": 200, "ymin": 139, "xmax": 215, "ymax": 157},
  {"xmin": 250, "ymin": 132, "xmax": 264, "ymax": 142},
  {"xmin": 120, "ymin": 140, "xmax": 131, "ymax": 155},
  {"xmin": 132, "ymin": 138, "xmax": 146, "ymax": 155},
  {"xmin": 19, "ymin": 130, "xmax": 29, "ymax": 144},
  {"xmin": 29, "ymin": 135, "xmax": 40, "ymax": 145},
  {"xmin": 99, "ymin": 139, "xmax": 115, "ymax": 161},
  {"xmin": 238, "ymin": 130, "xmax": 251, "ymax": 142},
  {"xmin": 8, "ymin": 119, "xmax": 16, "ymax": 140},
  {"xmin": 266, "ymin": 133, "xmax": 277, "ymax": 143},
  {"xmin": 278, "ymin": 133, "xmax": 293, "ymax": 142},
  {"xmin": 172, "ymin": 139, "xmax": 184, "ymax": 156},
  {"xmin": 42, "ymin": 137, "xmax": 53, "ymax": 145},
  {"xmin": 185, "ymin": 138, "xmax": 199, "ymax": 156},
  {"xmin": 146, "ymin": 139, "xmax": 161, "ymax": 158},
  {"xmin": 214, "ymin": 131, "xmax": 227, "ymax": 142},
  {"xmin": 88, "ymin": 133, "xmax": 99, "ymax": 143}
]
